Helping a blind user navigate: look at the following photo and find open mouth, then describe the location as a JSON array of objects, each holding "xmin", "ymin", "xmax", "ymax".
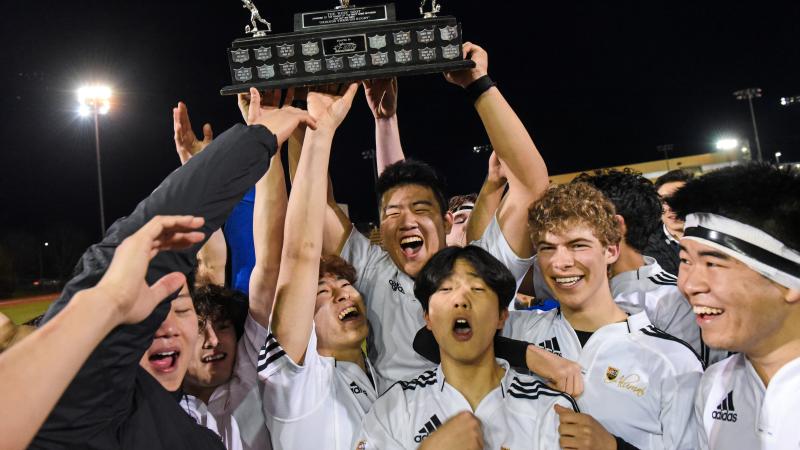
[
  {"xmin": 202, "ymin": 352, "xmax": 227, "ymax": 363},
  {"xmin": 693, "ymin": 305, "xmax": 724, "ymax": 322},
  {"xmin": 338, "ymin": 306, "xmax": 361, "ymax": 322},
  {"xmin": 148, "ymin": 350, "xmax": 179, "ymax": 372},
  {"xmin": 553, "ymin": 275, "xmax": 583, "ymax": 287},
  {"xmin": 452, "ymin": 318, "xmax": 472, "ymax": 341},
  {"xmin": 399, "ymin": 236, "xmax": 424, "ymax": 258}
]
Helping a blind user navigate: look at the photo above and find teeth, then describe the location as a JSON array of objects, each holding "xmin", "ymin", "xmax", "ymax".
[
  {"xmin": 693, "ymin": 306, "xmax": 724, "ymax": 315},
  {"xmin": 456, "ymin": 319, "xmax": 467, "ymax": 324},
  {"xmin": 555, "ymin": 276, "xmax": 581, "ymax": 284},
  {"xmin": 156, "ymin": 351, "xmax": 176, "ymax": 357},
  {"xmin": 400, "ymin": 236, "xmax": 423, "ymax": 245},
  {"xmin": 338, "ymin": 306, "xmax": 358, "ymax": 321},
  {"xmin": 204, "ymin": 353, "xmax": 225, "ymax": 362}
]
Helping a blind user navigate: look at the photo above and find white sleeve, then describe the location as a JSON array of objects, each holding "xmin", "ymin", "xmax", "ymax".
[
  {"xmin": 353, "ymin": 387, "xmax": 408, "ymax": 450},
  {"xmin": 659, "ymin": 367, "xmax": 703, "ymax": 450},
  {"xmin": 538, "ymin": 396, "xmax": 576, "ymax": 448},
  {"xmin": 258, "ymin": 330, "xmax": 331, "ymax": 421},
  {"xmin": 228, "ymin": 313, "xmax": 269, "ymax": 409},
  {"xmin": 694, "ymin": 379, "xmax": 710, "ymax": 450},
  {"xmin": 471, "ymin": 215, "xmax": 534, "ymax": 289},
  {"xmin": 651, "ymin": 290, "xmax": 702, "ymax": 359},
  {"xmin": 341, "ymin": 227, "xmax": 384, "ymax": 287},
  {"xmin": 501, "ymin": 310, "xmax": 551, "ymax": 343}
]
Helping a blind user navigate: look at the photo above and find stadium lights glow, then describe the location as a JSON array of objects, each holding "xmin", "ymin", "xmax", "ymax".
[
  {"xmin": 77, "ymin": 84, "xmax": 112, "ymax": 115},
  {"xmin": 741, "ymin": 147, "xmax": 749, "ymax": 154},
  {"xmin": 715, "ymin": 139, "xmax": 739, "ymax": 151},
  {"xmin": 775, "ymin": 152, "xmax": 782, "ymax": 164}
]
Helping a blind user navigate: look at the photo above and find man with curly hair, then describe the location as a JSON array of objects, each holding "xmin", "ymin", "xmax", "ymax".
[{"xmin": 667, "ymin": 164, "xmax": 800, "ymax": 449}]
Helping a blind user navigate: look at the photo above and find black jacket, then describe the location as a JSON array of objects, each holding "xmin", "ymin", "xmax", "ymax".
[
  {"xmin": 644, "ymin": 227, "xmax": 681, "ymax": 276},
  {"xmin": 31, "ymin": 124, "xmax": 277, "ymax": 449}
]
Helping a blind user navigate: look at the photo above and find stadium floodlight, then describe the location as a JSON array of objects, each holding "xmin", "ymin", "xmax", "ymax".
[
  {"xmin": 77, "ymin": 84, "xmax": 113, "ymax": 237},
  {"xmin": 780, "ymin": 95, "xmax": 799, "ymax": 106},
  {"xmin": 775, "ymin": 152, "xmax": 782, "ymax": 164},
  {"xmin": 733, "ymin": 87, "xmax": 764, "ymax": 162},
  {"xmin": 715, "ymin": 139, "xmax": 739, "ymax": 151}
]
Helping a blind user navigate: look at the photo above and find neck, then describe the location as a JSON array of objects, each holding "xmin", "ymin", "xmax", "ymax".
[
  {"xmin": 670, "ymin": 226, "xmax": 684, "ymax": 240},
  {"xmin": 746, "ymin": 325, "xmax": 800, "ymax": 386},
  {"xmin": 183, "ymin": 384, "xmax": 216, "ymax": 405},
  {"xmin": 440, "ymin": 347, "xmax": 504, "ymax": 411},
  {"xmin": 562, "ymin": 281, "xmax": 629, "ymax": 332},
  {"xmin": 610, "ymin": 244, "xmax": 646, "ymax": 278},
  {"xmin": 319, "ymin": 345, "xmax": 367, "ymax": 372}
]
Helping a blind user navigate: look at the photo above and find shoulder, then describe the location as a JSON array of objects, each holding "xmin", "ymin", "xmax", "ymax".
[
  {"xmin": 395, "ymin": 368, "xmax": 439, "ymax": 393},
  {"xmin": 635, "ymin": 324, "xmax": 705, "ymax": 371},
  {"xmin": 506, "ymin": 372, "xmax": 579, "ymax": 412}
]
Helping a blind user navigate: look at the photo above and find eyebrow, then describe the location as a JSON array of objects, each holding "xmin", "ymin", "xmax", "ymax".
[
  {"xmin": 537, "ymin": 238, "xmax": 592, "ymax": 246},
  {"xmin": 699, "ymin": 250, "xmax": 731, "ymax": 259}
]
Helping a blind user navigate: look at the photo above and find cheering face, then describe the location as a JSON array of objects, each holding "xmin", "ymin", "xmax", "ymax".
[
  {"xmin": 424, "ymin": 259, "xmax": 508, "ymax": 364},
  {"xmin": 140, "ymin": 285, "xmax": 198, "ymax": 391},
  {"xmin": 536, "ymin": 225, "xmax": 619, "ymax": 312},
  {"xmin": 314, "ymin": 274, "xmax": 368, "ymax": 353},
  {"xmin": 380, "ymin": 184, "xmax": 452, "ymax": 278},
  {"xmin": 657, "ymin": 181, "xmax": 686, "ymax": 238},
  {"xmin": 185, "ymin": 317, "xmax": 238, "ymax": 392},
  {"xmin": 446, "ymin": 205, "xmax": 474, "ymax": 247},
  {"xmin": 678, "ymin": 239, "xmax": 795, "ymax": 355}
]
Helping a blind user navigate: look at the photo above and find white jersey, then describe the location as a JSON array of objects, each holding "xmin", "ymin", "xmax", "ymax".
[
  {"xmin": 206, "ymin": 314, "xmax": 271, "ymax": 450},
  {"xmin": 611, "ymin": 256, "xmax": 728, "ymax": 367},
  {"xmin": 504, "ymin": 310, "xmax": 704, "ymax": 449},
  {"xmin": 355, "ymin": 359, "xmax": 575, "ymax": 449},
  {"xmin": 694, "ymin": 353, "xmax": 800, "ymax": 450},
  {"xmin": 181, "ymin": 394, "xmax": 244, "ymax": 450},
  {"xmin": 257, "ymin": 328, "xmax": 379, "ymax": 450},
  {"xmin": 341, "ymin": 215, "xmax": 533, "ymax": 388}
]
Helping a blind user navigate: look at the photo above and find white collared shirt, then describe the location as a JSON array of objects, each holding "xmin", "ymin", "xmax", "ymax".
[
  {"xmin": 258, "ymin": 328, "xmax": 379, "ymax": 450},
  {"xmin": 355, "ymin": 359, "xmax": 574, "ymax": 449},
  {"xmin": 341, "ymin": 215, "xmax": 533, "ymax": 388},
  {"xmin": 504, "ymin": 310, "xmax": 704, "ymax": 449},
  {"xmin": 695, "ymin": 353, "xmax": 800, "ymax": 450},
  {"xmin": 181, "ymin": 394, "xmax": 244, "ymax": 450}
]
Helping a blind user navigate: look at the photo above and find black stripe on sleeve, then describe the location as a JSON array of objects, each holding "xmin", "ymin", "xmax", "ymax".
[{"xmin": 641, "ymin": 326, "xmax": 705, "ymax": 369}]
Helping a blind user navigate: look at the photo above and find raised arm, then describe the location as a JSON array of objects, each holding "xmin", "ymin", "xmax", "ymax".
[
  {"xmin": 446, "ymin": 42, "xmax": 548, "ymax": 258},
  {"xmin": 0, "ymin": 216, "xmax": 204, "ymax": 450},
  {"xmin": 271, "ymin": 84, "xmax": 358, "ymax": 364},
  {"xmin": 173, "ymin": 101, "xmax": 227, "ymax": 286},
  {"xmin": 364, "ymin": 78, "xmax": 405, "ymax": 173},
  {"xmin": 466, "ymin": 151, "xmax": 507, "ymax": 242}
]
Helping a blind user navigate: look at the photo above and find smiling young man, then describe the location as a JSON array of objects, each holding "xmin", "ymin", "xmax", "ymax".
[
  {"xmin": 255, "ymin": 85, "xmax": 382, "ymax": 450},
  {"xmin": 666, "ymin": 164, "xmax": 800, "ymax": 449},
  {"xmin": 323, "ymin": 43, "xmax": 549, "ymax": 388},
  {"xmin": 492, "ymin": 182, "xmax": 704, "ymax": 449},
  {"xmin": 357, "ymin": 245, "xmax": 574, "ymax": 450}
]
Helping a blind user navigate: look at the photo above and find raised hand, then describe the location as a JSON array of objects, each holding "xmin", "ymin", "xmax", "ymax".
[
  {"xmin": 243, "ymin": 87, "xmax": 318, "ymax": 146},
  {"xmin": 418, "ymin": 411, "xmax": 484, "ymax": 450},
  {"xmin": 486, "ymin": 151, "xmax": 507, "ymax": 188},
  {"xmin": 173, "ymin": 102, "xmax": 213, "ymax": 165},
  {"xmin": 93, "ymin": 215, "xmax": 205, "ymax": 325},
  {"xmin": 444, "ymin": 41, "xmax": 489, "ymax": 89},
  {"xmin": 306, "ymin": 83, "xmax": 359, "ymax": 132},
  {"xmin": 526, "ymin": 345, "xmax": 584, "ymax": 397},
  {"xmin": 363, "ymin": 78, "xmax": 398, "ymax": 119}
]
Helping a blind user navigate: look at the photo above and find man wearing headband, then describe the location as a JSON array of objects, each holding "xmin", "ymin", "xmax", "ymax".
[{"xmin": 668, "ymin": 164, "xmax": 800, "ymax": 449}]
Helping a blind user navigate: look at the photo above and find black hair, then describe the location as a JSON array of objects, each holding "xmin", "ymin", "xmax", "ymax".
[
  {"xmin": 192, "ymin": 285, "xmax": 248, "ymax": 340},
  {"xmin": 414, "ymin": 246, "xmax": 516, "ymax": 313},
  {"xmin": 574, "ymin": 168, "xmax": 661, "ymax": 253},
  {"xmin": 375, "ymin": 159, "xmax": 448, "ymax": 216},
  {"xmin": 667, "ymin": 163, "xmax": 800, "ymax": 251},
  {"xmin": 654, "ymin": 169, "xmax": 695, "ymax": 191}
]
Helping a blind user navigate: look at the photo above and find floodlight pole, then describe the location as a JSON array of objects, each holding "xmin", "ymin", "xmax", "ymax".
[
  {"xmin": 734, "ymin": 88, "xmax": 764, "ymax": 162},
  {"xmin": 93, "ymin": 110, "xmax": 106, "ymax": 235}
]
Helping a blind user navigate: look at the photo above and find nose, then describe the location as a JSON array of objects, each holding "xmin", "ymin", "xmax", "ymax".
[
  {"xmin": 397, "ymin": 210, "xmax": 419, "ymax": 231},
  {"xmin": 551, "ymin": 245, "xmax": 575, "ymax": 270},
  {"xmin": 452, "ymin": 285, "xmax": 472, "ymax": 310},
  {"xmin": 202, "ymin": 321, "xmax": 219, "ymax": 349},
  {"xmin": 333, "ymin": 286, "xmax": 351, "ymax": 303},
  {"xmin": 678, "ymin": 263, "xmax": 709, "ymax": 299},
  {"xmin": 154, "ymin": 309, "xmax": 180, "ymax": 339}
]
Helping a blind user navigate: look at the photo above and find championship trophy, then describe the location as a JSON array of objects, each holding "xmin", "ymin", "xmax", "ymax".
[{"xmin": 220, "ymin": 0, "xmax": 474, "ymax": 95}]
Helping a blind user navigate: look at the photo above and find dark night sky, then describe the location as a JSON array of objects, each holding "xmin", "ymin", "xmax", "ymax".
[{"xmin": 1, "ymin": 0, "xmax": 798, "ymax": 239}]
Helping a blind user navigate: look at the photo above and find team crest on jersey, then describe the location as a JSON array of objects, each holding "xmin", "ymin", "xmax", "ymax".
[
  {"xmin": 604, "ymin": 367, "xmax": 647, "ymax": 397},
  {"xmin": 606, "ymin": 366, "xmax": 619, "ymax": 381}
]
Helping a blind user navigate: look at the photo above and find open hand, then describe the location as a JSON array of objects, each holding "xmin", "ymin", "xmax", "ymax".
[
  {"xmin": 242, "ymin": 87, "xmax": 318, "ymax": 146},
  {"xmin": 363, "ymin": 78, "xmax": 398, "ymax": 119},
  {"xmin": 173, "ymin": 102, "xmax": 213, "ymax": 165},
  {"xmin": 306, "ymin": 83, "xmax": 359, "ymax": 132}
]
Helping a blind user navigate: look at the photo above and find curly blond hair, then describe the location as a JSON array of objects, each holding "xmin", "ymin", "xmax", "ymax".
[{"xmin": 528, "ymin": 182, "xmax": 622, "ymax": 247}]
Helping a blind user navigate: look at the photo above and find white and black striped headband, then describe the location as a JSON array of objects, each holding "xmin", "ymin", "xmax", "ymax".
[{"xmin": 683, "ymin": 213, "xmax": 800, "ymax": 290}]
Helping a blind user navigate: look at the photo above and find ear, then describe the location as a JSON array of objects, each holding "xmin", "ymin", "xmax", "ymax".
[
  {"xmin": 443, "ymin": 211, "xmax": 454, "ymax": 236},
  {"xmin": 785, "ymin": 288, "xmax": 800, "ymax": 304},
  {"xmin": 424, "ymin": 311, "xmax": 433, "ymax": 331},
  {"xmin": 497, "ymin": 308, "xmax": 510, "ymax": 331},
  {"xmin": 615, "ymin": 214, "xmax": 627, "ymax": 242},
  {"xmin": 605, "ymin": 242, "xmax": 621, "ymax": 265}
]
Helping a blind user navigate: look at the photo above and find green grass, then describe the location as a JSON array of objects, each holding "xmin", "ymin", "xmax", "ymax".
[{"xmin": 0, "ymin": 300, "xmax": 53, "ymax": 325}]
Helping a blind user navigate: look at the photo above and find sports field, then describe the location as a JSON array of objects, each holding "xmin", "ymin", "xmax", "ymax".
[{"xmin": 0, "ymin": 294, "xmax": 58, "ymax": 324}]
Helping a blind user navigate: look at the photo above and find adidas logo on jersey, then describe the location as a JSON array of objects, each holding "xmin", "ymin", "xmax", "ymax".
[
  {"xmin": 537, "ymin": 337, "xmax": 562, "ymax": 356},
  {"xmin": 712, "ymin": 390, "xmax": 737, "ymax": 423},
  {"xmin": 413, "ymin": 415, "xmax": 442, "ymax": 443},
  {"xmin": 350, "ymin": 382, "xmax": 366, "ymax": 395}
]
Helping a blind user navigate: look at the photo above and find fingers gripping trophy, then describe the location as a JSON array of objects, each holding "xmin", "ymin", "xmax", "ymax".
[{"xmin": 242, "ymin": 0, "xmax": 272, "ymax": 37}]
